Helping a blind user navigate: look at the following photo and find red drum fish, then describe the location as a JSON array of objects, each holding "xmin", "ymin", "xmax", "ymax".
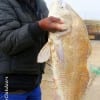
[{"xmin": 38, "ymin": 0, "xmax": 91, "ymax": 100}]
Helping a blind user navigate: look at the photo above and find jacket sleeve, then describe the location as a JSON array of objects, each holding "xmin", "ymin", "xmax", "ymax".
[{"xmin": 0, "ymin": 0, "xmax": 45, "ymax": 56}]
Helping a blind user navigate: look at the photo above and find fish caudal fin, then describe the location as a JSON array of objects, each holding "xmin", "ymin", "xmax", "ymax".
[{"xmin": 37, "ymin": 43, "xmax": 51, "ymax": 63}]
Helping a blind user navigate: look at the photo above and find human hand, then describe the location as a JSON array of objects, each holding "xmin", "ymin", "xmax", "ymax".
[{"xmin": 38, "ymin": 16, "xmax": 67, "ymax": 32}]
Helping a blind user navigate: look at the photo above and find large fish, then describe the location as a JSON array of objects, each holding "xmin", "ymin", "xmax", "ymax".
[{"xmin": 38, "ymin": 0, "xmax": 91, "ymax": 100}]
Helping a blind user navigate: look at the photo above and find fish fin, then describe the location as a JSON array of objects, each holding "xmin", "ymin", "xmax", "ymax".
[
  {"xmin": 55, "ymin": 40, "xmax": 64, "ymax": 63},
  {"xmin": 37, "ymin": 43, "xmax": 51, "ymax": 63}
]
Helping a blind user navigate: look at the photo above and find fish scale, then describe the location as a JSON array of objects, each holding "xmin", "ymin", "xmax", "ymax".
[{"xmin": 50, "ymin": 39, "xmax": 79, "ymax": 100}]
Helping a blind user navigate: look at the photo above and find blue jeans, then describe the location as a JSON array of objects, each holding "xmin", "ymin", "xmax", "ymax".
[{"xmin": 0, "ymin": 86, "xmax": 41, "ymax": 100}]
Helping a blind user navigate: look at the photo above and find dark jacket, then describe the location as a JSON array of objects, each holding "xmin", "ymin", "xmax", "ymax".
[
  {"xmin": 0, "ymin": 0, "xmax": 48, "ymax": 74},
  {"xmin": 0, "ymin": 0, "xmax": 48, "ymax": 91}
]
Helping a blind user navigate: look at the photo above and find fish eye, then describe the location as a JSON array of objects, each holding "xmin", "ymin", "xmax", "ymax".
[{"xmin": 60, "ymin": 5, "xmax": 64, "ymax": 8}]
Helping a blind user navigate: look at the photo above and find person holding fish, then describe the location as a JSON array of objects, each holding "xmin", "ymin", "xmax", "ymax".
[{"xmin": 0, "ymin": 0, "xmax": 66, "ymax": 100}]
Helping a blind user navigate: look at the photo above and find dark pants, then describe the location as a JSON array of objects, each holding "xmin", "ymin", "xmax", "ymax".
[{"xmin": 0, "ymin": 86, "xmax": 41, "ymax": 100}]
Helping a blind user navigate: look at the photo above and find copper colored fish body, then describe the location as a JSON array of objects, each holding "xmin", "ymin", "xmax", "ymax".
[{"xmin": 38, "ymin": 0, "xmax": 91, "ymax": 100}]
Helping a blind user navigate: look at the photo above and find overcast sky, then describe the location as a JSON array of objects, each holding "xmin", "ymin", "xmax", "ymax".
[{"xmin": 44, "ymin": 0, "xmax": 100, "ymax": 20}]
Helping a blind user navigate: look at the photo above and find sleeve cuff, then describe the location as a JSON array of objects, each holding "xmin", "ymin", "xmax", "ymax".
[{"xmin": 28, "ymin": 22, "xmax": 45, "ymax": 39}]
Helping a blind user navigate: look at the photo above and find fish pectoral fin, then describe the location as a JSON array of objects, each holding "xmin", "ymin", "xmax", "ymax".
[
  {"xmin": 55, "ymin": 40, "xmax": 64, "ymax": 63},
  {"xmin": 37, "ymin": 42, "xmax": 51, "ymax": 63}
]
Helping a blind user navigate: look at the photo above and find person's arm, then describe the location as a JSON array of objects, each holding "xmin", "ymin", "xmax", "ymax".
[
  {"xmin": 0, "ymin": 0, "xmax": 46, "ymax": 56},
  {"xmin": 0, "ymin": 0, "xmax": 65, "ymax": 56}
]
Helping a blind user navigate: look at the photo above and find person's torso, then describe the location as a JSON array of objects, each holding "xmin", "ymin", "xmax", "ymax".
[
  {"xmin": 0, "ymin": 0, "xmax": 48, "ymax": 74},
  {"xmin": 0, "ymin": 0, "xmax": 48, "ymax": 92}
]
